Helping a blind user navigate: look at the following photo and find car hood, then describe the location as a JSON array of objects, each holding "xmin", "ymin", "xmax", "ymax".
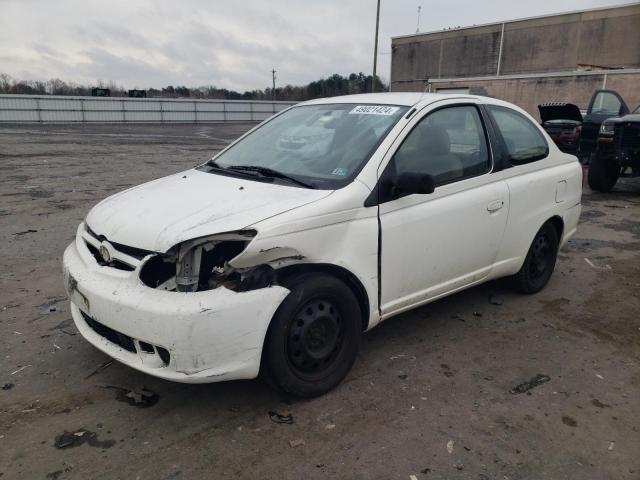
[
  {"xmin": 538, "ymin": 103, "xmax": 583, "ymax": 123},
  {"xmin": 85, "ymin": 168, "xmax": 332, "ymax": 252},
  {"xmin": 616, "ymin": 113, "xmax": 640, "ymax": 123}
]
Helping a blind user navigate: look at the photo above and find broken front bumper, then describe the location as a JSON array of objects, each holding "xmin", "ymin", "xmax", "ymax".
[{"xmin": 62, "ymin": 226, "xmax": 289, "ymax": 383}]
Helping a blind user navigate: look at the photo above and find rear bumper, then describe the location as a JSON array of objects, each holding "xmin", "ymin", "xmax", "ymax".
[{"xmin": 63, "ymin": 225, "xmax": 289, "ymax": 383}]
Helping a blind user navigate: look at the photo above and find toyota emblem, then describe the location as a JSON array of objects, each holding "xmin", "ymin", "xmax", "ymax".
[{"xmin": 99, "ymin": 244, "xmax": 111, "ymax": 263}]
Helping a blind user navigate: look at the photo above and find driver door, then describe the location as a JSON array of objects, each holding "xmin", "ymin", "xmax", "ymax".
[
  {"xmin": 378, "ymin": 102, "xmax": 509, "ymax": 318},
  {"xmin": 580, "ymin": 90, "xmax": 629, "ymax": 158}
]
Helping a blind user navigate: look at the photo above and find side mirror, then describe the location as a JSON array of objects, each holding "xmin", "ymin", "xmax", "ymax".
[{"xmin": 393, "ymin": 172, "xmax": 436, "ymax": 197}]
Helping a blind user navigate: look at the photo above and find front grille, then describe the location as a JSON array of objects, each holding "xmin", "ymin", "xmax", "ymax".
[
  {"xmin": 157, "ymin": 347, "xmax": 170, "ymax": 364},
  {"xmin": 80, "ymin": 311, "xmax": 171, "ymax": 366},
  {"xmin": 85, "ymin": 241, "xmax": 135, "ymax": 271},
  {"xmin": 109, "ymin": 241, "xmax": 153, "ymax": 261},
  {"xmin": 85, "ymin": 226, "xmax": 152, "ymax": 259},
  {"xmin": 620, "ymin": 124, "xmax": 640, "ymax": 149},
  {"xmin": 83, "ymin": 225, "xmax": 153, "ymax": 270},
  {"xmin": 81, "ymin": 311, "xmax": 136, "ymax": 353}
]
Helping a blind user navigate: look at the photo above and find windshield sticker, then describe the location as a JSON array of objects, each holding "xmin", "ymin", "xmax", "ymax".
[
  {"xmin": 349, "ymin": 105, "xmax": 400, "ymax": 116},
  {"xmin": 331, "ymin": 167, "xmax": 349, "ymax": 176}
]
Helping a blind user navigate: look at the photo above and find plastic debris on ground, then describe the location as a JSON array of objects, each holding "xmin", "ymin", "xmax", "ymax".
[
  {"xmin": 269, "ymin": 411, "xmax": 294, "ymax": 424},
  {"xmin": 10, "ymin": 365, "xmax": 31, "ymax": 375},
  {"xmin": 509, "ymin": 374, "xmax": 551, "ymax": 394},
  {"xmin": 584, "ymin": 258, "xmax": 612, "ymax": 270},
  {"xmin": 85, "ymin": 359, "xmax": 114, "ymax": 379},
  {"xmin": 104, "ymin": 385, "xmax": 159, "ymax": 408},
  {"xmin": 54, "ymin": 429, "xmax": 115, "ymax": 449}
]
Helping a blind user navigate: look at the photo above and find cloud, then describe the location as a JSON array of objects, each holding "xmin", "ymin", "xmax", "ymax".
[{"xmin": 0, "ymin": 0, "xmax": 631, "ymax": 91}]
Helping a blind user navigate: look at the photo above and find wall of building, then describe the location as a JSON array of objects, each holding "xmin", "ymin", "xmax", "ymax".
[
  {"xmin": 390, "ymin": 3, "xmax": 640, "ymax": 119},
  {"xmin": 0, "ymin": 95, "xmax": 296, "ymax": 123},
  {"xmin": 396, "ymin": 71, "xmax": 640, "ymax": 119},
  {"xmin": 448, "ymin": 72, "xmax": 637, "ymax": 118},
  {"xmin": 391, "ymin": 3, "xmax": 640, "ymax": 87}
]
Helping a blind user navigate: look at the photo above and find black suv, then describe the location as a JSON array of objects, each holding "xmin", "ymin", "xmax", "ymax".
[{"xmin": 582, "ymin": 90, "xmax": 640, "ymax": 192}]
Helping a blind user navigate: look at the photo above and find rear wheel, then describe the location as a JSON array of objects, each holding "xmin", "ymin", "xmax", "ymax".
[
  {"xmin": 508, "ymin": 222, "xmax": 559, "ymax": 294},
  {"xmin": 262, "ymin": 273, "xmax": 361, "ymax": 398},
  {"xmin": 588, "ymin": 153, "xmax": 619, "ymax": 192}
]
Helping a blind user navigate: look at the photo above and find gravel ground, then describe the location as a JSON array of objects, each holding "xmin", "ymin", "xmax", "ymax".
[{"xmin": 1, "ymin": 123, "xmax": 639, "ymax": 480}]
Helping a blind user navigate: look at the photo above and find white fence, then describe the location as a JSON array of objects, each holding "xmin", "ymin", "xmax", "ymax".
[{"xmin": 0, "ymin": 95, "xmax": 297, "ymax": 123}]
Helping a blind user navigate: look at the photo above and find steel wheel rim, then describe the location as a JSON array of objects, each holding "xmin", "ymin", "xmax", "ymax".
[
  {"xmin": 529, "ymin": 234, "xmax": 551, "ymax": 280},
  {"xmin": 287, "ymin": 299, "xmax": 344, "ymax": 375}
]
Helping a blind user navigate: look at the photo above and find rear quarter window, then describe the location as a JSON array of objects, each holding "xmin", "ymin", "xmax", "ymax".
[{"xmin": 487, "ymin": 106, "xmax": 549, "ymax": 165}]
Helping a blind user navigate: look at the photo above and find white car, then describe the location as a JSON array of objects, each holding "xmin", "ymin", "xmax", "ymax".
[{"xmin": 63, "ymin": 93, "xmax": 582, "ymax": 397}]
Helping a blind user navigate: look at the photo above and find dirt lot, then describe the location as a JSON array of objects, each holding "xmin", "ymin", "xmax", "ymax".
[{"xmin": 1, "ymin": 124, "xmax": 639, "ymax": 480}]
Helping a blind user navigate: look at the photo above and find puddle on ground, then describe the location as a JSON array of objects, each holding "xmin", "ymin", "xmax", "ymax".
[
  {"xmin": 580, "ymin": 210, "xmax": 606, "ymax": 221},
  {"xmin": 568, "ymin": 238, "xmax": 640, "ymax": 252},
  {"xmin": 603, "ymin": 219, "xmax": 640, "ymax": 240}
]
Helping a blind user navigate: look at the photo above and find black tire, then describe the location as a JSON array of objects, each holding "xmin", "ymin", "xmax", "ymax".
[
  {"xmin": 262, "ymin": 272, "xmax": 361, "ymax": 398},
  {"xmin": 508, "ymin": 222, "xmax": 559, "ymax": 294},
  {"xmin": 588, "ymin": 153, "xmax": 619, "ymax": 192}
]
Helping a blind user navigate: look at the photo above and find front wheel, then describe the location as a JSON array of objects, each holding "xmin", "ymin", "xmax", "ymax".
[
  {"xmin": 588, "ymin": 154, "xmax": 619, "ymax": 192},
  {"xmin": 262, "ymin": 273, "xmax": 362, "ymax": 398},
  {"xmin": 508, "ymin": 222, "xmax": 559, "ymax": 294}
]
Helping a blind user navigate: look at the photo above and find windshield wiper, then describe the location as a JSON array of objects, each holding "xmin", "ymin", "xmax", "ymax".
[
  {"xmin": 225, "ymin": 165, "xmax": 315, "ymax": 189},
  {"xmin": 206, "ymin": 159, "xmax": 226, "ymax": 169},
  {"xmin": 204, "ymin": 160, "xmax": 267, "ymax": 179}
]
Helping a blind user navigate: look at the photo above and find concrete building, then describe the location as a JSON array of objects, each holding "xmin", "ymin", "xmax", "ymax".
[{"xmin": 390, "ymin": 3, "xmax": 640, "ymax": 118}]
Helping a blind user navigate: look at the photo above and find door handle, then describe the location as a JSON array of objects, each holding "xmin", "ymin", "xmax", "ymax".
[{"xmin": 487, "ymin": 199, "xmax": 504, "ymax": 212}]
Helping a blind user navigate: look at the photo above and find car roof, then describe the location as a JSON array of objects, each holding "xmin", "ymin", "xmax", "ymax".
[{"xmin": 299, "ymin": 92, "xmax": 482, "ymax": 107}]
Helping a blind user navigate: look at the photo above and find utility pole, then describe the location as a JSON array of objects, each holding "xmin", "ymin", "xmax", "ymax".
[
  {"xmin": 416, "ymin": 5, "xmax": 422, "ymax": 33},
  {"xmin": 272, "ymin": 69, "xmax": 276, "ymax": 101},
  {"xmin": 372, "ymin": 0, "xmax": 381, "ymax": 93}
]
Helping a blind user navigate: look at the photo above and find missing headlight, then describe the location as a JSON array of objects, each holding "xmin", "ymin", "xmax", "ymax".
[
  {"xmin": 139, "ymin": 231, "xmax": 266, "ymax": 293},
  {"xmin": 139, "ymin": 254, "xmax": 176, "ymax": 290}
]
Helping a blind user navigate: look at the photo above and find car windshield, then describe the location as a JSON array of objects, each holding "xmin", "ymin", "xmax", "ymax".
[
  {"xmin": 206, "ymin": 103, "xmax": 409, "ymax": 189},
  {"xmin": 634, "ymin": 105, "xmax": 640, "ymax": 114}
]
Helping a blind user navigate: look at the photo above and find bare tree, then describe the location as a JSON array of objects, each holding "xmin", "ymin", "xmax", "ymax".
[{"xmin": 0, "ymin": 72, "xmax": 388, "ymax": 100}]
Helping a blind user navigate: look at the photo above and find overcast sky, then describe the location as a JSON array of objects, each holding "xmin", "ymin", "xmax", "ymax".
[{"xmin": 0, "ymin": 0, "xmax": 635, "ymax": 91}]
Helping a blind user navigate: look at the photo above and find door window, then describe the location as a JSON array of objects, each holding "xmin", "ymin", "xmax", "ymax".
[
  {"xmin": 393, "ymin": 105, "xmax": 491, "ymax": 185},
  {"xmin": 486, "ymin": 106, "xmax": 548, "ymax": 165},
  {"xmin": 589, "ymin": 91, "xmax": 623, "ymax": 116}
]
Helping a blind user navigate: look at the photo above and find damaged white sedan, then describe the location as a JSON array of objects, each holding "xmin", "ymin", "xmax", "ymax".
[{"xmin": 63, "ymin": 92, "xmax": 582, "ymax": 397}]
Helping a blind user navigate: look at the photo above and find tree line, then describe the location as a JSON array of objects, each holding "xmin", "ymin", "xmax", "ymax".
[{"xmin": 0, "ymin": 73, "xmax": 387, "ymax": 101}]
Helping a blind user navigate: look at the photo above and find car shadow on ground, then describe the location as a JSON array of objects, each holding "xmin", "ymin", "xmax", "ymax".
[{"xmin": 85, "ymin": 278, "xmax": 513, "ymax": 411}]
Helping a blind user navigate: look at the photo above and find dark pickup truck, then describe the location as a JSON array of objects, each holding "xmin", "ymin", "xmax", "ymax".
[
  {"xmin": 539, "ymin": 89, "xmax": 639, "ymax": 192},
  {"xmin": 588, "ymin": 104, "xmax": 640, "ymax": 191},
  {"xmin": 579, "ymin": 90, "xmax": 630, "ymax": 164}
]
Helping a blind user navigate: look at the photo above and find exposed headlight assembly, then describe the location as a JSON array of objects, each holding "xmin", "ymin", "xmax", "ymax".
[
  {"xmin": 599, "ymin": 121, "xmax": 615, "ymax": 136},
  {"xmin": 140, "ymin": 230, "xmax": 261, "ymax": 292}
]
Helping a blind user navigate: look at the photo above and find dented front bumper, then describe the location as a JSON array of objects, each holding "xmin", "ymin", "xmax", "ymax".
[{"xmin": 62, "ymin": 226, "xmax": 289, "ymax": 383}]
